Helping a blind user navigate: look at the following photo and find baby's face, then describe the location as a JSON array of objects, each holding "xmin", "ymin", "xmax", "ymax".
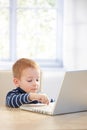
[{"xmin": 18, "ymin": 67, "xmax": 40, "ymax": 93}]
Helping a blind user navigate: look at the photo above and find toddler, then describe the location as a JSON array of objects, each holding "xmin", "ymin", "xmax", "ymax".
[{"xmin": 6, "ymin": 58, "xmax": 50, "ymax": 108}]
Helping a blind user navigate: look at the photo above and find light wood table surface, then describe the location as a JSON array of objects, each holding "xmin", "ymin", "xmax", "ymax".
[{"xmin": 1, "ymin": 105, "xmax": 87, "ymax": 130}]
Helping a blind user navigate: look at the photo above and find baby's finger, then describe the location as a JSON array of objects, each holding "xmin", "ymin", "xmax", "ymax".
[{"xmin": 42, "ymin": 96, "xmax": 50, "ymax": 105}]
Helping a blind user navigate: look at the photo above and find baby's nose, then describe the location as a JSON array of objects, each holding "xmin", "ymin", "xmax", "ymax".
[{"xmin": 33, "ymin": 80, "xmax": 37, "ymax": 85}]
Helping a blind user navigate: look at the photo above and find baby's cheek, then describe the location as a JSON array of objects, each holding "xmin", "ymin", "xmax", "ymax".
[{"xmin": 25, "ymin": 87, "xmax": 31, "ymax": 93}]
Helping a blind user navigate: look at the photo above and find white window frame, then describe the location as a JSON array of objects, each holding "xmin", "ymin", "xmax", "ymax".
[{"xmin": 0, "ymin": 0, "xmax": 64, "ymax": 70}]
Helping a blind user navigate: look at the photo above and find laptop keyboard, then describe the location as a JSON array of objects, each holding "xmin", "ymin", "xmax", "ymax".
[{"xmin": 20, "ymin": 102, "xmax": 55, "ymax": 115}]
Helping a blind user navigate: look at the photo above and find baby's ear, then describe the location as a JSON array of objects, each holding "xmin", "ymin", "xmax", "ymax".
[{"xmin": 13, "ymin": 78, "xmax": 20, "ymax": 87}]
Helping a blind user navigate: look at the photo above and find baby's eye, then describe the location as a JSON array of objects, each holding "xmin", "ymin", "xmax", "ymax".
[
  {"xmin": 27, "ymin": 80, "xmax": 32, "ymax": 82},
  {"xmin": 36, "ymin": 79, "xmax": 39, "ymax": 82}
]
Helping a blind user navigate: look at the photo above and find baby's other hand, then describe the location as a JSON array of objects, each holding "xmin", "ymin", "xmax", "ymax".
[{"xmin": 29, "ymin": 93, "xmax": 50, "ymax": 105}]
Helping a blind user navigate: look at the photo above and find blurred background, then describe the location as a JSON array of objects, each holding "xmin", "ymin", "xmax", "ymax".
[{"xmin": 0, "ymin": 0, "xmax": 87, "ymax": 71}]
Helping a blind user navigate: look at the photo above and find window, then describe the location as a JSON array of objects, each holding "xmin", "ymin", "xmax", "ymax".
[{"xmin": 0, "ymin": 0, "xmax": 64, "ymax": 69}]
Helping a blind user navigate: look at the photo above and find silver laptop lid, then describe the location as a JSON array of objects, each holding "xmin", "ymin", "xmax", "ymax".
[{"xmin": 53, "ymin": 70, "xmax": 87, "ymax": 115}]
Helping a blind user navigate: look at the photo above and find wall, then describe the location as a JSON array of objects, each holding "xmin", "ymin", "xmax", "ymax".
[
  {"xmin": 42, "ymin": 70, "xmax": 65, "ymax": 100},
  {"xmin": 63, "ymin": 0, "xmax": 87, "ymax": 70}
]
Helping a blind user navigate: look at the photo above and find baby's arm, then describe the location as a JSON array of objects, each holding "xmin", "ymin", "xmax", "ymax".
[
  {"xmin": 29, "ymin": 93, "xmax": 50, "ymax": 105},
  {"xmin": 6, "ymin": 89, "xmax": 49, "ymax": 108},
  {"xmin": 6, "ymin": 90, "xmax": 34, "ymax": 108}
]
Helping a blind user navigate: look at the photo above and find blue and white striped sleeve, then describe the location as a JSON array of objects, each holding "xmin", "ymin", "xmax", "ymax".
[{"xmin": 6, "ymin": 92, "xmax": 31, "ymax": 108}]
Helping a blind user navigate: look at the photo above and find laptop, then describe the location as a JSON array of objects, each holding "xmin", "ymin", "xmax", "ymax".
[{"xmin": 20, "ymin": 70, "xmax": 87, "ymax": 115}]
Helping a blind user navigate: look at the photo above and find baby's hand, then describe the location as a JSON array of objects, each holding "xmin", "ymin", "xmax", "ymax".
[{"xmin": 29, "ymin": 93, "xmax": 50, "ymax": 105}]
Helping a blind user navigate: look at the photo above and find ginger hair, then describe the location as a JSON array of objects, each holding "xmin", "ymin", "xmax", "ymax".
[{"xmin": 12, "ymin": 58, "xmax": 40, "ymax": 79}]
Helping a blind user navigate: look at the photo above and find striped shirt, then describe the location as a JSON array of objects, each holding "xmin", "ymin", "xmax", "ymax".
[{"xmin": 6, "ymin": 87, "xmax": 38, "ymax": 108}]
